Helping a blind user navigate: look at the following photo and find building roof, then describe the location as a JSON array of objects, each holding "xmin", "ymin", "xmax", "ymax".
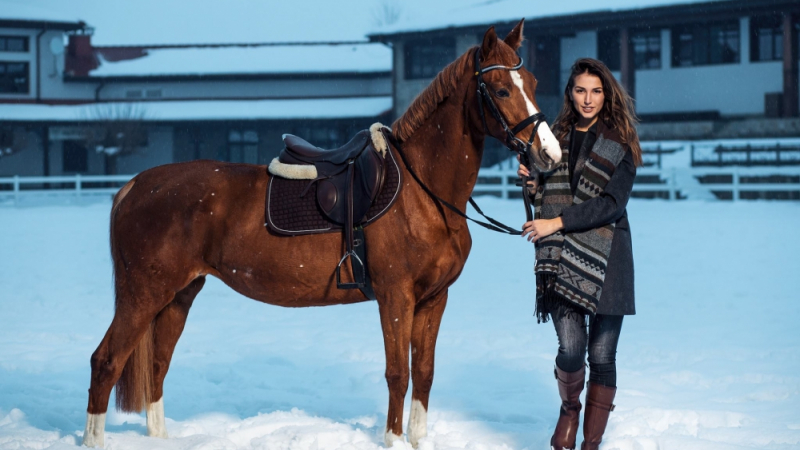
[
  {"xmin": 367, "ymin": 0, "xmax": 743, "ymax": 38},
  {"xmin": 89, "ymin": 43, "xmax": 391, "ymax": 78},
  {"xmin": 0, "ymin": 97, "xmax": 392, "ymax": 122},
  {"xmin": 0, "ymin": 2, "xmax": 85, "ymax": 30},
  {"xmin": 2, "ymin": 0, "xmax": 385, "ymax": 46}
]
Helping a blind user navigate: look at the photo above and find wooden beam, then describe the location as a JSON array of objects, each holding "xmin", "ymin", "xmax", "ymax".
[
  {"xmin": 620, "ymin": 27, "xmax": 636, "ymax": 102},
  {"xmin": 783, "ymin": 12, "xmax": 798, "ymax": 117}
]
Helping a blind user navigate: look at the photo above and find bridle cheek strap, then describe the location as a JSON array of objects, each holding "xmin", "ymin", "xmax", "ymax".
[{"xmin": 473, "ymin": 48, "xmax": 546, "ymax": 158}]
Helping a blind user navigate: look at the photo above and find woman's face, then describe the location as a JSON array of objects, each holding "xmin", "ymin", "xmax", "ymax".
[{"xmin": 570, "ymin": 71, "xmax": 605, "ymax": 124}]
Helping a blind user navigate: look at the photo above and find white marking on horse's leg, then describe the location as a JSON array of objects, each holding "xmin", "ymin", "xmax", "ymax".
[
  {"xmin": 82, "ymin": 412, "xmax": 106, "ymax": 448},
  {"xmin": 146, "ymin": 397, "xmax": 168, "ymax": 438},
  {"xmin": 384, "ymin": 430, "xmax": 403, "ymax": 447},
  {"xmin": 510, "ymin": 71, "xmax": 563, "ymax": 163},
  {"xmin": 407, "ymin": 399, "xmax": 428, "ymax": 448}
]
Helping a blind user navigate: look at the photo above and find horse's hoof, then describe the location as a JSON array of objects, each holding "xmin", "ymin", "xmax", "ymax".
[{"xmin": 384, "ymin": 430, "xmax": 403, "ymax": 448}]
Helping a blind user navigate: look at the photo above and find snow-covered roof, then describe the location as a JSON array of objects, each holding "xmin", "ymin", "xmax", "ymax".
[
  {"xmin": 91, "ymin": 44, "xmax": 391, "ymax": 78},
  {"xmin": 0, "ymin": 2, "xmax": 83, "ymax": 25},
  {"xmin": 0, "ymin": 97, "xmax": 391, "ymax": 122},
  {"xmin": 370, "ymin": 0, "xmax": 730, "ymax": 37},
  {"xmin": 2, "ymin": 0, "xmax": 728, "ymax": 46}
]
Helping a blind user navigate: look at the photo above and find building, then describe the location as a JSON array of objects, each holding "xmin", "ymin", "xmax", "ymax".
[
  {"xmin": 0, "ymin": 14, "xmax": 392, "ymax": 177},
  {"xmin": 368, "ymin": 0, "xmax": 800, "ymax": 165}
]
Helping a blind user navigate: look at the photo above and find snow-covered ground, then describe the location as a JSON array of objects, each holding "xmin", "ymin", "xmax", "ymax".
[{"xmin": 0, "ymin": 198, "xmax": 798, "ymax": 449}]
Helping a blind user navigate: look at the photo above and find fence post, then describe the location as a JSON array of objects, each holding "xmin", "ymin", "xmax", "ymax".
[
  {"xmin": 732, "ymin": 168, "xmax": 739, "ymax": 202},
  {"xmin": 76, "ymin": 174, "xmax": 82, "ymax": 199},
  {"xmin": 13, "ymin": 175, "xmax": 19, "ymax": 205},
  {"xmin": 500, "ymin": 173, "xmax": 508, "ymax": 199},
  {"xmin": 669, "ymin": 168, "xmax": 676, "ymax": 200}
]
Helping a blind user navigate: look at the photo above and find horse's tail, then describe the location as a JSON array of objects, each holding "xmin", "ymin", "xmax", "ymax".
[
  {"xmin": 115, "ymin": 322, "xmax": 154, "ymax": 413},
  {"xmin": 109, "ymin": 178, "xmax": 155, "ymax": 413}
]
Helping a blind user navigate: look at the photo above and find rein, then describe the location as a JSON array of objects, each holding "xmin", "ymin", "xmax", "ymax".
[{"xmin": 383, "ymin": 131, "xmax": 522, "ymax": 235}]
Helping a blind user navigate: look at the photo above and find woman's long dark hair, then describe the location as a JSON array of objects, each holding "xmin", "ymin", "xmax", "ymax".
[{"xmin": 553, "ymin": 58, "xmax": 643, "ymax": 166}]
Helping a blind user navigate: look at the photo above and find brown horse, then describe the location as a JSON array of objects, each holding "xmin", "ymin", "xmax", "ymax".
[{"xmin": 82, "ymin": 20, "xmax": 562, "ymax": 448}]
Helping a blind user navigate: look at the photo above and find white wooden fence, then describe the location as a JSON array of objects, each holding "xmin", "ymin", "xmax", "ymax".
[
  {"xmin": 474, "ymin": 166, "xmax": 800, "ymax": 201},
  {"xmin": 0, "ymin": 174, "xmax": 133, "ymax": 204},
  {"xmin": 2, "ymin": 166, "xmax": 799, "ymax": 205}
]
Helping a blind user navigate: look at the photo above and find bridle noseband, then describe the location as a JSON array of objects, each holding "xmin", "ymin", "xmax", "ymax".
[{"xmin": 474, "ymin": 48, "xmax": 547, "ymax": 162}]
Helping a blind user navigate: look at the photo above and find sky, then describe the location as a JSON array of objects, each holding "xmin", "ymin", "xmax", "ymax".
[{"xmin": 0, "ymin": 0, "xmax": 728, "ymax": 46}]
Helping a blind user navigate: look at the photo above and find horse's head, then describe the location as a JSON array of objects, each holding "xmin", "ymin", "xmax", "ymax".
[{"xmin": 474, "ymin": 20, "xmax": 562, "ymax": 173}]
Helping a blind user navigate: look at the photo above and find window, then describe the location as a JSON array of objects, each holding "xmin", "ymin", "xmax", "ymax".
[
  {"xmin": 632, "ymin": 30, "xmax": 661, "ymax": 69},
  {"xmin": 63, "ymin": 140, "xmax": 88, "ymax": 173},
  {"xmin": 228, "ymin": 129, "xmax": 259, "ymax": 164},
  {"xmin": 0, "ymin": 61, "xmax": 30, "ymax": 93},
  {"xmin": 597, "ymin": 30, "xmax": 620, "ymax": 71},
  {"xmin": 672, "ymin": 21, "xmax": 740, "ymax": 67},
  {"xmin": 0, "ymin": 36, "xmax": 29, "ymax": 53},
  {"xmin": 404, "ymin": 38, "xmax": 455, "ymax": 80},
  {"xmin": 751, "ymin": 15, "xmax": 783, "ymax": 62}
]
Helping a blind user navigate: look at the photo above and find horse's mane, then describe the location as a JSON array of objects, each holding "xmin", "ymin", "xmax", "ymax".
[{"xmin": 392, "ymin": 47, "xmax": 475, "ymax": 142}]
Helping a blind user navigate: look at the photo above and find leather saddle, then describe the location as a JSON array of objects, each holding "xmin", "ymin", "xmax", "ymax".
[
  {"xmin": 266, "ymin": 127, "xmax": 402, "ymax": 297},
  {"xmin": 279, "ymin": 130, "xmax": 385, "ymax": 226}
]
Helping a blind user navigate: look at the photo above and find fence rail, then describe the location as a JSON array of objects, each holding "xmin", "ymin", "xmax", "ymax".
[
  {"xmin": 0, "ymin": 174, "xmax": 133, "ymax": 204},
  {"xmin": 473, "ymin": 166, "xmax": 800, "ymax": 201},
  {"xmin": 2, "ymin": 166, "xmax": 800, "ymax": 205}
]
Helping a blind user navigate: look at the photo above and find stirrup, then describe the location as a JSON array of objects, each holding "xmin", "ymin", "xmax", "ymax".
[{"xmin": 336, "ymin": 250, "xmax": 366, "ymax": 289}]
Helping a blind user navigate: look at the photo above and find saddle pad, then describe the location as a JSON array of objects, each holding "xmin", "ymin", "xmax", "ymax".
[{"xmin": 266, "ymin": 145, "xmax": 401, "ymax": 235}]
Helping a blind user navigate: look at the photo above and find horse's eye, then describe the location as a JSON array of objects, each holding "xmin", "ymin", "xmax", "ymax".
[{"xmin": 495, "ymin": 89, "xmax": 510, "ymax": 98}]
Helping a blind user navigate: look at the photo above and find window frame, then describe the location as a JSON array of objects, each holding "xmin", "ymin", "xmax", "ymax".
[
  {"xmin": 403, "ymin": 37, "xmax": 455, "ymax": 80},
  {"xmin": 750, "ymin": 14, "xmax": 783, "ymax": 62},
  {"xmin": 0, "ymin": 61, "xmax": 30, "ymax": 94},
  {"xmin": 671, "ymin": 20, "xmax": 741, "ymax": 68},
  {"xmin": 227, "ymin": 128, "xmax": 259, "ymax": 164},
  {"xmin": 632, "ymin": 29, "xmax": 662, "ymax": 70},
  {"xmin": 0, "ymin": 35, "xmax": 29, "ymax": 53}
]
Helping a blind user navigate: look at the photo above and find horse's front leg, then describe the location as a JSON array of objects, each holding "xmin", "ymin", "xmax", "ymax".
[
  {"xmin": 407, "ymin": 290, "xmax": 448, "ymax": 448},
  {"xmin": 378, "ymin": 289, "xmax": 415, "ymax": 447}
]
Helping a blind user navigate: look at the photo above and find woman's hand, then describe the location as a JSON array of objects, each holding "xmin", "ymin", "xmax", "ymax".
[{"xmin": 521, "ymin": 218, "xmax": 564, "ymax": 242}]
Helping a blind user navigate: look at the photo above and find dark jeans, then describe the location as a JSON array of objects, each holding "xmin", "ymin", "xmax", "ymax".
[{"xmin": 551, "ymin": 304, "xmax": 623, "ymax": 387}]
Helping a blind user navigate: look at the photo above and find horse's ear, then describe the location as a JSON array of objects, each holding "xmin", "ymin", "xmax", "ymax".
[
  {"xmin": 504, "ymin": 19, "xmax": 524, "ymax": 50},
  {"xmin": 481, "ymin": 26, "xmax": 498, "ymax": 59}
]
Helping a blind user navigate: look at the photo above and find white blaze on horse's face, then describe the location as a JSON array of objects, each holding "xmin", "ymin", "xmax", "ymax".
[{"xmin": 509, "ymin": 70, "xmax": 562, "ymax": 165}]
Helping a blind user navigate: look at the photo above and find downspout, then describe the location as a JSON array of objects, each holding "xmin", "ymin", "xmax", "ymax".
[
  {"xmin": 35, "ymin": 29, "xmax": 46, "ymax": 103},
  {"xmin": 95, "ymin": 81, "xmax": 105, "ymax": 101}
]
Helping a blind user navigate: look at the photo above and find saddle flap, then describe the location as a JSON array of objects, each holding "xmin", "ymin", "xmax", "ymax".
[{"xmin": 316, "ymin": 143, "xmax": 385, "ymax": 225}]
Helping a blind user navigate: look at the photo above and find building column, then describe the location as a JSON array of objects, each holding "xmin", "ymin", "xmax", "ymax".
[
  {"xmin": 620, "ymin": 27, "xmax": 636, "ymax": 101},
  {"xmin": 783, "ymin": 12, "xmax": 798, "ymax": 117}
]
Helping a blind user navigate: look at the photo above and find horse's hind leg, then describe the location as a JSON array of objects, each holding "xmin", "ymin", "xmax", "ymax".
[
  {"xmin": 83, "ymin": 287, "xmax": 176, "ymax": 448},
  {"xmin": 146, "ymin": 276, "xmax": 205, "ymax": 438},
  {"xmin": 407, "ymin": 291, "xmax": 448, "ymax": 448}
]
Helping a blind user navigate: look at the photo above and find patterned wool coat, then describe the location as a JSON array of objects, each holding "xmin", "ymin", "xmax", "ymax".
[{"xmin": 536, "ymin": 120, "xmax": 637, "ymax": 315}]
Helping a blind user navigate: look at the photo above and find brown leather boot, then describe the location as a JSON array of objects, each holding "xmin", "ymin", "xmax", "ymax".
[
  {"xmin": 580, "ymin": 382, "xmax": 616, "ymax": 450},
  {"xmin": 550, "ymin": 365, "xmax": 585, "ymax": 450}
]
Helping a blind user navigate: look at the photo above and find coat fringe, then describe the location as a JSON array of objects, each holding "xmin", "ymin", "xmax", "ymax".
[{"xmin": 535, "ymin": 272, "xmax": 591, "ymax": 323}]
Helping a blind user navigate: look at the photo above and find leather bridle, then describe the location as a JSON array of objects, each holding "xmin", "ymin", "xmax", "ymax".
[{"xmin": 474, "ymin": 48, "xmax": 547, "ymax": 164}]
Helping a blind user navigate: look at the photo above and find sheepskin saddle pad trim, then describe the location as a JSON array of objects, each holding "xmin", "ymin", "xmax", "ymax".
[{"xmin": 265, "ymin": 125, "xmax": 401, "ymax": 235}]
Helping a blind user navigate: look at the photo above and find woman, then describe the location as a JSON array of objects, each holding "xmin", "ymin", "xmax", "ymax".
[{"xmin": 519, "ymin": 58, "xmax": 642, "ymax": 450}]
